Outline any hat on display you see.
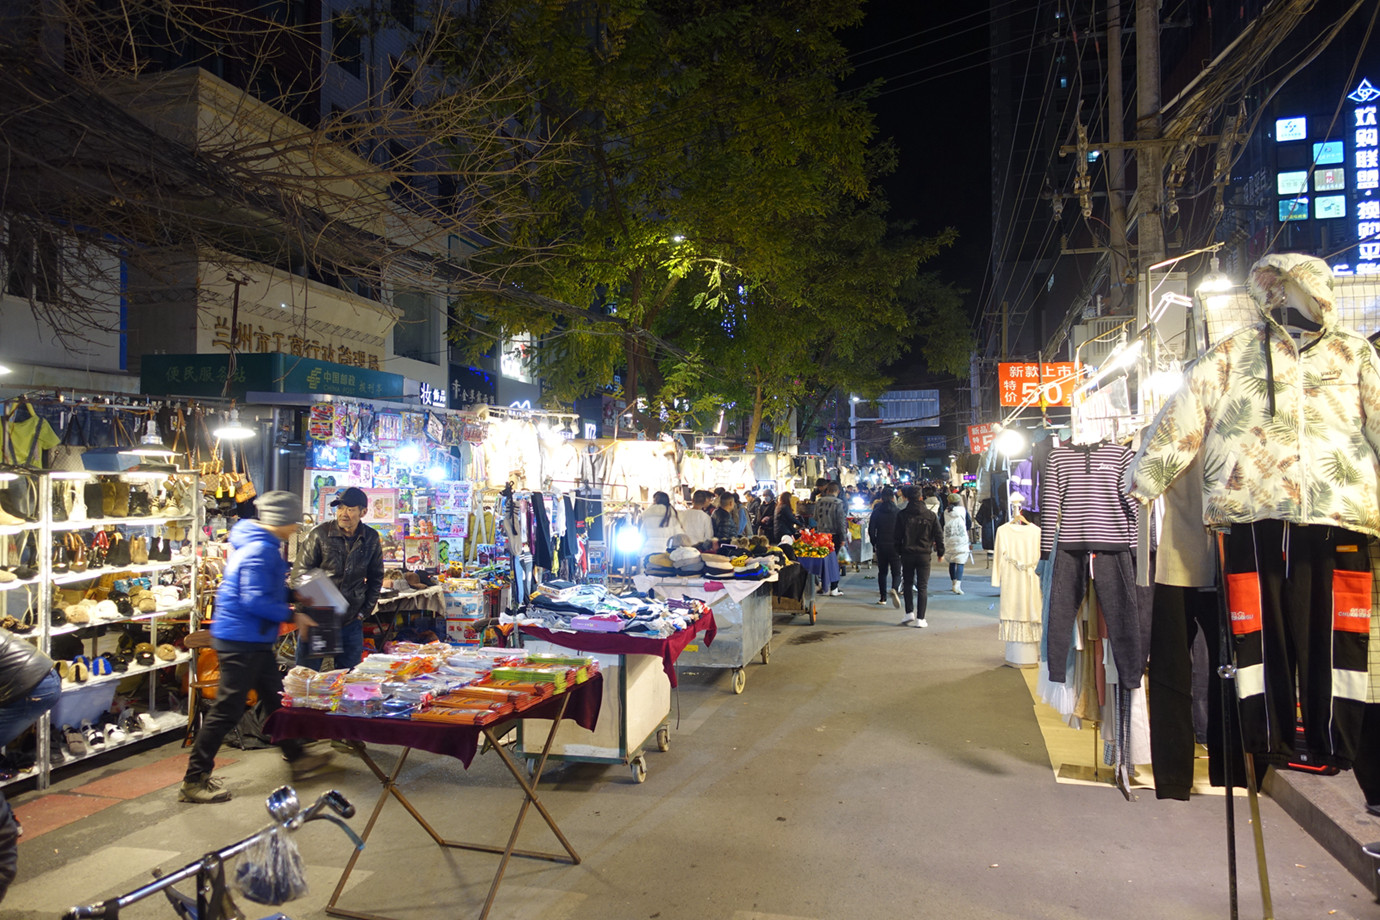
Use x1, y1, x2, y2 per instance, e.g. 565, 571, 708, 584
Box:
330, 487, 369, 509
644, 553, 679, 576
133, 642, 156, 666
669, 546, 703, 573
256, 490, 303, 527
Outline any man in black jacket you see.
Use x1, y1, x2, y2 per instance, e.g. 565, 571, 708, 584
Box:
296, 487, 384, 674
868, 487, 902, 608
893, 484, 943, 627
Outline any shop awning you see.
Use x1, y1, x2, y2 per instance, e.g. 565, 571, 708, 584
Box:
141, 353, 405, 400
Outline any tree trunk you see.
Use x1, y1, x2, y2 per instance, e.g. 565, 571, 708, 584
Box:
747, 381, 765, 452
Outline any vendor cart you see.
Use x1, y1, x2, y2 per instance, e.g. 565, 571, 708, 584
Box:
515, 642, 669, 784
514, 612, 716, 784
644, 578, 774, 694
772, 564, 818, 624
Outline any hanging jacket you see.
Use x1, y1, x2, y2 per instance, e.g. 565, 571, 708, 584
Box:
894, 502, 942, 559
1128, 253, 1380, 537
297, 520, 385, 623
214, 520, 294, 645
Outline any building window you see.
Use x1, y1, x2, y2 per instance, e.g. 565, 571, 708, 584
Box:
332, 15, 362, 78
393, 290, 438, 364
390, 0, 415, 29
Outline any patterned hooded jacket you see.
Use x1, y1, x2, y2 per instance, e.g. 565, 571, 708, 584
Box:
1128, 253, 1380, 537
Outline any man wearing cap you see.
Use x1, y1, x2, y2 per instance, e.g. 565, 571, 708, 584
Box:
296, 486, 384, 675
182, 491, 331, 804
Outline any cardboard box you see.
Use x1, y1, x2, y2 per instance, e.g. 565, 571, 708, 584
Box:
446, 616, 483, 645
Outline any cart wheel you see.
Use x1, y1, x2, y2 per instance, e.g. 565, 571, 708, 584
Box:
656, 727, 670, 752
732, 668, 746, 694
760, 642, 771, 665
808, 604, 818, 625
631, 756, 648, 783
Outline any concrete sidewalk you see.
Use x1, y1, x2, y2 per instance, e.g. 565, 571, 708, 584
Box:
2, 565, 1375, 920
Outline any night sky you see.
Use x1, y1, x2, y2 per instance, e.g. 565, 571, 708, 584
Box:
843, 1, 992, 382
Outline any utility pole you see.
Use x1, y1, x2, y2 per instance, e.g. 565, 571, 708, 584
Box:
1135, 0, 1165, 270
1106, 1, 1131, 313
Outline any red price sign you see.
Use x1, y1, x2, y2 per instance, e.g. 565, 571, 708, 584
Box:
968, 423, 996, 454
997, 362, 1078, 408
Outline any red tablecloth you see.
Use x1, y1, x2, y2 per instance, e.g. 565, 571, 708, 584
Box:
520, 610, 716, 688
265, 674, 603, 769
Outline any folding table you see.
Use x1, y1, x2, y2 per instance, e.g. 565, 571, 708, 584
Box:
265, 674, 603, 920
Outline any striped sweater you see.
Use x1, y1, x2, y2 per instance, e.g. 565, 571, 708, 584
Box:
1039, 442, 1139, 555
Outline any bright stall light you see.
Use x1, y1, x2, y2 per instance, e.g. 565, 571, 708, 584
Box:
1145, 369, 1184, 399
395, 443, 422, 465
212, 408, 255, 440
615, 523, 644, 554
994, 428, 1028, 457
424, 466, 449, 483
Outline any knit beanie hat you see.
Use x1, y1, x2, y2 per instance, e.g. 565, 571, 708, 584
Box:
256, 491, 303, 527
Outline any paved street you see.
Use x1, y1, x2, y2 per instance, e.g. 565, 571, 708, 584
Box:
4, 563, 1373, 920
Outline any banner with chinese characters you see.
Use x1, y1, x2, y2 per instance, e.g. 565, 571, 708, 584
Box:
996, 362, 1078, 408
967, 423, 997, 454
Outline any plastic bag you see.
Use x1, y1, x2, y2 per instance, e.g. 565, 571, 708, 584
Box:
233, 826, 308, 905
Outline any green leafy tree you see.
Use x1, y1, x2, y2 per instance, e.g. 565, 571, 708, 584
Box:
439, 0, 914, 433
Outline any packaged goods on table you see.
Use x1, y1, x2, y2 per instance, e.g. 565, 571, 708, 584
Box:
280, 639, 599, 728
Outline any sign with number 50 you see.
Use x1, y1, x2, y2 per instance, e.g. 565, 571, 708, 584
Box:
997, 362, 1077, 408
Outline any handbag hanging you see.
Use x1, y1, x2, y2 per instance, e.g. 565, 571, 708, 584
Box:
48, 410, 89, 472
230, 439, 257, 504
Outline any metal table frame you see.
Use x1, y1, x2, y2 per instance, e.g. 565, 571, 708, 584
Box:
322, 694, 579, 920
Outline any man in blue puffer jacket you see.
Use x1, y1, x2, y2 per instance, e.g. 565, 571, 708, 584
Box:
181, 491, 331, 804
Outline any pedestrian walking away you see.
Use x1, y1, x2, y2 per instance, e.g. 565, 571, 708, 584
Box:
894, 484, 943, 627
868, 487, 902, 609
942, 497, 973, 594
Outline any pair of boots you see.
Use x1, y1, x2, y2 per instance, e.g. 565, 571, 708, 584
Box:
951, 580, 964, 595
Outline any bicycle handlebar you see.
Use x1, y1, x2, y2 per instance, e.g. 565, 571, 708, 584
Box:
61, 787, 358, 920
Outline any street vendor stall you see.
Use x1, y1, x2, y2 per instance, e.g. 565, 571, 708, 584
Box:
634, 575, 773, 694
772, 563, 818, 624
266, 674, 603, 920
517, 610, 716, 783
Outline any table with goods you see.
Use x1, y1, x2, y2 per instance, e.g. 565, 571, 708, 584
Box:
513, 582, 717, 782
633, 550, 780, 695
266, 641, 604, 920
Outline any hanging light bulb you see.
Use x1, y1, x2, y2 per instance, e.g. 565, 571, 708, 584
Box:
0, 362, 11, 376
396, 443, 422, 465
130, 418, 176, 457
213, 407, 255, 440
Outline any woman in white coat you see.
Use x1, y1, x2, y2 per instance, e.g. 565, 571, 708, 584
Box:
640, 491, 685, 559
941, 499, 973, 594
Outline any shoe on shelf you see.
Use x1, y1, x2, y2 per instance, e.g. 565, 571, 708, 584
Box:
81, 719, 104, 748
136, 712, 158, 734
289, 752, 337, 780
829, 588, 843, 597
889, 589, 901, 609
104, 722, 126, 745
330, 739, 365, 755
62, 726, 87, 756
898, 617, 917, 627
917, 618, 929, 628
179, 774, 232, 804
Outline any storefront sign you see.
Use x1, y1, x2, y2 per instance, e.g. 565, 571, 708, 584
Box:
211, 314, 383, 369
449, 365, 497, 408
499, 334, 535, 383
968, 423, 996, 454
418, 381, 447, 408
142, 353, 405, 400
996, 361, 1078, 408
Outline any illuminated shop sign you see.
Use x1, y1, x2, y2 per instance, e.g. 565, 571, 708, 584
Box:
1331, 79, 1380, 274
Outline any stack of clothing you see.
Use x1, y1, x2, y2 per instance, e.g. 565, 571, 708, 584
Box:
522, 583, 705, 638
